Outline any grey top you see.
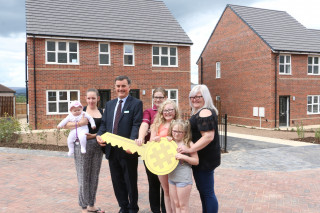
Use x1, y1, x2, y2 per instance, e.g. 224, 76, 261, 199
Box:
25, 0, 192, 45
168, 158, 193, 183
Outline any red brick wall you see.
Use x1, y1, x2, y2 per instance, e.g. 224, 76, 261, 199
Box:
199, 7, 274, 128
27, 38, 191, 129
198, 7, 320, 128
277, 54, 320, 127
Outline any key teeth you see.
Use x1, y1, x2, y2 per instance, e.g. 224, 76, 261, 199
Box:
106, 141, 139, 154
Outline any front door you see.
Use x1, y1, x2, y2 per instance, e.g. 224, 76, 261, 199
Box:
98, 89, 111, 109
129, 89, 140, 99
279, 96, 290, 127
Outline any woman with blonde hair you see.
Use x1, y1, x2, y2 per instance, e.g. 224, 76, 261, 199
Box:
177, 85, 220, 213
150, 99, 180, 213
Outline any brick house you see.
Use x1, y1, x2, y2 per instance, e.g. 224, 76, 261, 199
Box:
197, 4, 320, 128
26, 0, 192, 129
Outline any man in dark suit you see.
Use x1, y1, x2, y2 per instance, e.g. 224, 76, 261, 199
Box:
97, 75, 143, 213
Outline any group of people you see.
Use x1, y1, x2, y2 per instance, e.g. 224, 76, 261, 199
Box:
59, 75, 221, 213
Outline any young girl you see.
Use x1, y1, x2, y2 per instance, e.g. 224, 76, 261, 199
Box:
168, 119, 199, 213
150, 99, 180, 213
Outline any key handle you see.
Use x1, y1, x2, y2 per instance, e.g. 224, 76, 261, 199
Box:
100, 132, 178, 175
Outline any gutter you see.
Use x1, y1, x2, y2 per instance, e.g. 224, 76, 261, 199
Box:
200, 57, 203, 84
33, 36, 37, 129
26, 34, 193, 46
275, 53, 279, 128
25, 42, 29, 122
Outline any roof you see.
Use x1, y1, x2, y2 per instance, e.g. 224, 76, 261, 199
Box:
197, 4, 320, 63
0, 84, 15, 93
25, 0, 192, 45
228, 4, 320, 53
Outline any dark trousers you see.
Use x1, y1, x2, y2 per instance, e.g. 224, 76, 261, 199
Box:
109, 149, 139, 213
193, 168, 218, 213
144, 161, 166, 213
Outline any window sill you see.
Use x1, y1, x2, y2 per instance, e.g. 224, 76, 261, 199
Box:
45, 63, 80, 65
279, 73, 292, 75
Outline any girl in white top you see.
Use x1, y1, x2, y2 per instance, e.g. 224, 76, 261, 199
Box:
168, 119, 198, 213
57, 100, 96, 156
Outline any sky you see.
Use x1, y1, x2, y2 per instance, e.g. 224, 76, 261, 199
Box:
0, 0, 320, 88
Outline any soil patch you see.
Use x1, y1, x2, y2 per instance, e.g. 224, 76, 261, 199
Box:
293, 137, 320, 144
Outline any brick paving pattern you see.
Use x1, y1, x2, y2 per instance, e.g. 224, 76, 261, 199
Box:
1, 132, 320, 212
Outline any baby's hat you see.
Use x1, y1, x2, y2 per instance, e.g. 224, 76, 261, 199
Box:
69, 100, 83, 111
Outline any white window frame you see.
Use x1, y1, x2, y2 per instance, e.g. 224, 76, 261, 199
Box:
216, 62, 221, 78
124, 44, 134, 66
152, 46, 178, 67
216, 96, 221, 101
308, 56, 319, 75
279, 55, 291, 75
166, 89, 178, 104
46, 90, 80, 115
99, 43, 110, 65
307, 95, 320, 114
45, 40, 79, 65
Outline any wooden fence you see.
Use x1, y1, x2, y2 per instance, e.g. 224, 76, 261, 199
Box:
16, 103, 27, 118
0, 96, 14, 117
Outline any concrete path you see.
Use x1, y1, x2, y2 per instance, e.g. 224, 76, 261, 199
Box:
1, 133, 320, 213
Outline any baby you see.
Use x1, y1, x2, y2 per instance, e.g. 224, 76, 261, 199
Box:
57, 101, 96, 156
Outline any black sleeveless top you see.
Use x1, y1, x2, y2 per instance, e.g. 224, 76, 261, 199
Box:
83, 106, 103, 134
189, 108, 221, 171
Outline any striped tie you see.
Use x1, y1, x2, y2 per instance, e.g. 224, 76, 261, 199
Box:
113, 100, 123, 134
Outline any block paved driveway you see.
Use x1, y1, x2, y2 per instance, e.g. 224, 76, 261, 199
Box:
1, 135, 320, 213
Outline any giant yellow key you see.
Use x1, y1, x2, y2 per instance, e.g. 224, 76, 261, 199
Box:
101, 132, 178, 175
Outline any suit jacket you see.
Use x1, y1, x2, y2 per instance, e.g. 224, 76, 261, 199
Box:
97, 95, 143, 159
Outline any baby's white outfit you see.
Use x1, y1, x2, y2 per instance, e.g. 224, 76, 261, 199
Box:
57, 112, 96, 156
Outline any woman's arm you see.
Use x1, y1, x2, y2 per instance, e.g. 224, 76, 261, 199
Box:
135, 122, 149, 146
150, 128, 161, 142
175, 142, 199, 165
86, 133, 97, 140
178, 108, 214, 154
64, 115, 88, 129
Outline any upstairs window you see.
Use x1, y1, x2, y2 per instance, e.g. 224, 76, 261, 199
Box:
99, 43, 110, 65
124, 44, 134, 66
279, 55, 291, 74
153, 46, 177, 67
216, 62, 221, 78
46, 40, 79, 64
308, 56, 319, 75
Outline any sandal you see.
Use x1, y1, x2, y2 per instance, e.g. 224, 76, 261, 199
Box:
88, 207, 105, 213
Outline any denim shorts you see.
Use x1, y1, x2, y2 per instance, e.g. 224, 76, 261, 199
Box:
168, 179, 193, 188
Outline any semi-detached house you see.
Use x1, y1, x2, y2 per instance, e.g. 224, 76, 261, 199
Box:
26, 0, 192, 129
198, 4, 320, 128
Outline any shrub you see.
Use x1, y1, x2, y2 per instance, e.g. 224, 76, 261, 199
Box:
315, 128, 320, 143
296, 122, 305, 139
0, 114, 21, 143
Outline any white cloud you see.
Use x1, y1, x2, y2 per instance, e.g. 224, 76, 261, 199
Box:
0, 33, 26, 87
187, 12, 221, 84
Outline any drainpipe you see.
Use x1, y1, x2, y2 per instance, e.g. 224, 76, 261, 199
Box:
274, 53, 278, 128
25, 42, 29, 122
33, 36, 37, 129
200, 57, 203, 84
